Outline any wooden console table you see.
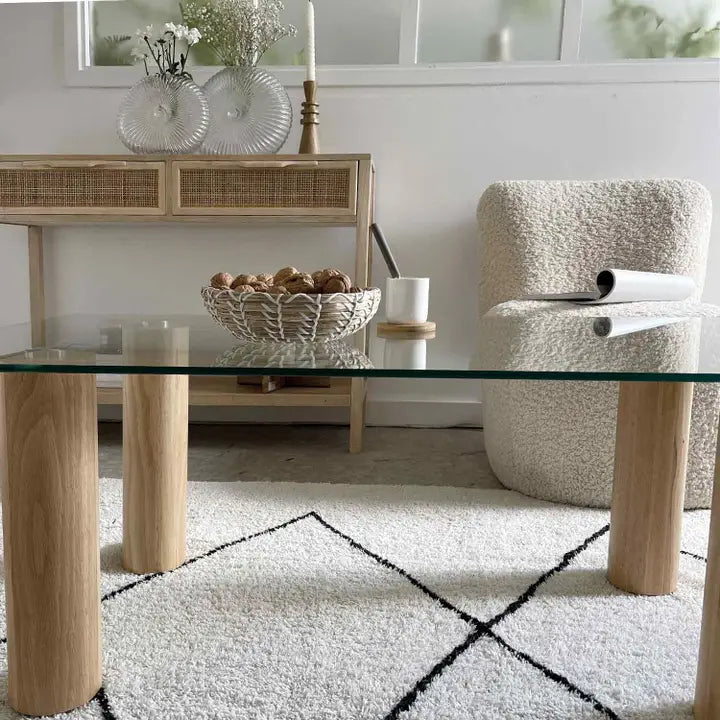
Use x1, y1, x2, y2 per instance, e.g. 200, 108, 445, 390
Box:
0, 154, 375, 452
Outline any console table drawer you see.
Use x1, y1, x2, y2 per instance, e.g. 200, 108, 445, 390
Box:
171, 160, 358, 216
0, 161, 165, 215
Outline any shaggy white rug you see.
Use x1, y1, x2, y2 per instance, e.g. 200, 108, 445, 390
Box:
0, 480, 711, 720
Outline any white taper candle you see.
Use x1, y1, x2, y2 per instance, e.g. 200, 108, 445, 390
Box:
307, 0, 316, 82
252, 0, 259, 63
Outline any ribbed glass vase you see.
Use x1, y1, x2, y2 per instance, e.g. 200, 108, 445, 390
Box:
117, 75, 210, 155
201, 67, 293, 155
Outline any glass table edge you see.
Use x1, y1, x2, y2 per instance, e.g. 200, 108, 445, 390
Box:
0, 365, 715, 382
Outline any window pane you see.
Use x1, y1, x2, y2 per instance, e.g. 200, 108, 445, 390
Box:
418, 0, 564, 63
264, 0, 401, 65
91, 0, 193, 66
580, 0, 720, 60
89, 0, 401, 67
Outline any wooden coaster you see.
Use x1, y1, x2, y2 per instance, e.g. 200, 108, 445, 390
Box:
377, 321, 436, 339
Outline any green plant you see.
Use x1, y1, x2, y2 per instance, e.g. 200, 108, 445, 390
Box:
93, 34, 135, 66
607, 0, 720, 58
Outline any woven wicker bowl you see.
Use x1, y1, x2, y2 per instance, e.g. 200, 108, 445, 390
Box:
201, 286, 381, 343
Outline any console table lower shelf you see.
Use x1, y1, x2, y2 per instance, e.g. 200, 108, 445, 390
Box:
97, 377, 367, 451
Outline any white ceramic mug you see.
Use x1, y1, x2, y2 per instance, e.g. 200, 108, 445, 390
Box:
386, 277, 430, 324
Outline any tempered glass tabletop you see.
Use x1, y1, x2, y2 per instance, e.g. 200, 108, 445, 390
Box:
1, 312, 720, 381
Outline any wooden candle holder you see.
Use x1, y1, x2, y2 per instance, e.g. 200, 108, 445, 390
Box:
299, 80, 319, 154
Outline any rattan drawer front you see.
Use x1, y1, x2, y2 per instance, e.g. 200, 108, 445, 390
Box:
172, 161, 358, 216
0, 162, 166, 215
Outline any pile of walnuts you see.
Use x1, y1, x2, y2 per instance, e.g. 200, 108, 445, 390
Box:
210, 267, 363, 295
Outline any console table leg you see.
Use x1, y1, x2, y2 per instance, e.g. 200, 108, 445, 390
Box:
607, 381, 693, 595
694, 419, 720, 718
349, 378, 366, 454
0, 373, 101, 716
28, 225, 45, 347
123, 374, 188, 574
349, 158, 372, 456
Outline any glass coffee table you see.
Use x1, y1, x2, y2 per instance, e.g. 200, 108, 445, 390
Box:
0, 312, 718, 718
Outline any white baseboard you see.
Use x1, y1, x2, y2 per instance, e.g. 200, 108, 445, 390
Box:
99, 399, 483, 428
366, 399, 482, 428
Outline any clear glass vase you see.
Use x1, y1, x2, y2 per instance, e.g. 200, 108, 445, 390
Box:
117, 75, 210, 155
201, 67, 293, 155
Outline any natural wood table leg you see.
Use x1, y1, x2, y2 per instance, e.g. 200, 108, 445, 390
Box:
28, 226, 46, 348
0, 373, 101, 716
123, 374, 189, 574
349, 377, 367, 454
607, 381, 694, 595
694, 420, 720, 718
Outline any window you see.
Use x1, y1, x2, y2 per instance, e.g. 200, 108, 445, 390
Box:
90, 0, 404, 67
579, 0, 720, 60
417, 0, 565, 63
66, 0, 720, 87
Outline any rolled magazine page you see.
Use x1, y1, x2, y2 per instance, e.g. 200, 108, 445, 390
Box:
524, 269, 695, 305
592, 316, 688, 338
580, 269, 695, 304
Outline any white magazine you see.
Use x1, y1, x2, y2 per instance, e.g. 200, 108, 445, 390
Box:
591, 316, 688, 338
524, 269, 695, 305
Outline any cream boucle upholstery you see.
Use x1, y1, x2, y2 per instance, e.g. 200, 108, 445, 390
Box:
477, 180, 719, 508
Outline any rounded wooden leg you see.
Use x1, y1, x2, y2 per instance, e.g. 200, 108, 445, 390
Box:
607, 381, 693, 595
0, 373, 101, 716
349, 378, 366, 454
694, 426, 720, 718
123, 374, 189, 574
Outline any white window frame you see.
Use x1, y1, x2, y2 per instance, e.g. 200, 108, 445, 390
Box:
64, 0, 720, 88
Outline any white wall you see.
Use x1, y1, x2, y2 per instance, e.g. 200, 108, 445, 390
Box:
1, 4, 719, 426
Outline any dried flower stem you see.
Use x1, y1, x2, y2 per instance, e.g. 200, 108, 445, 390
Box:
181, 0, 296, 67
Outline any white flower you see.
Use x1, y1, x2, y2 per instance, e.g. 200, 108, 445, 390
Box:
164, 22, 192, 40
186, 28, 202, 45
136, 24, 155, 39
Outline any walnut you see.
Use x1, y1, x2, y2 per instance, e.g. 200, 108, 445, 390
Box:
269, 285, 289, 295
232, 284, 256, 293
274, 267, 299, 286
349, 286, 363, 294
317, 268, 344, 285
311, 270, 326, 291
284, 273, 315, 294
250, 282, 270, 293
322, 273, 352, 294
256, 273, 274, 286
231, 274, 257, 289
210, 272, 234, 289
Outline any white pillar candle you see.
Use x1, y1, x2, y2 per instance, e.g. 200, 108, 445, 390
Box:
307, 0, 316, 82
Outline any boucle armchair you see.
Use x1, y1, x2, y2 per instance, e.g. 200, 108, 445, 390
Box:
477, 179, 720, 508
